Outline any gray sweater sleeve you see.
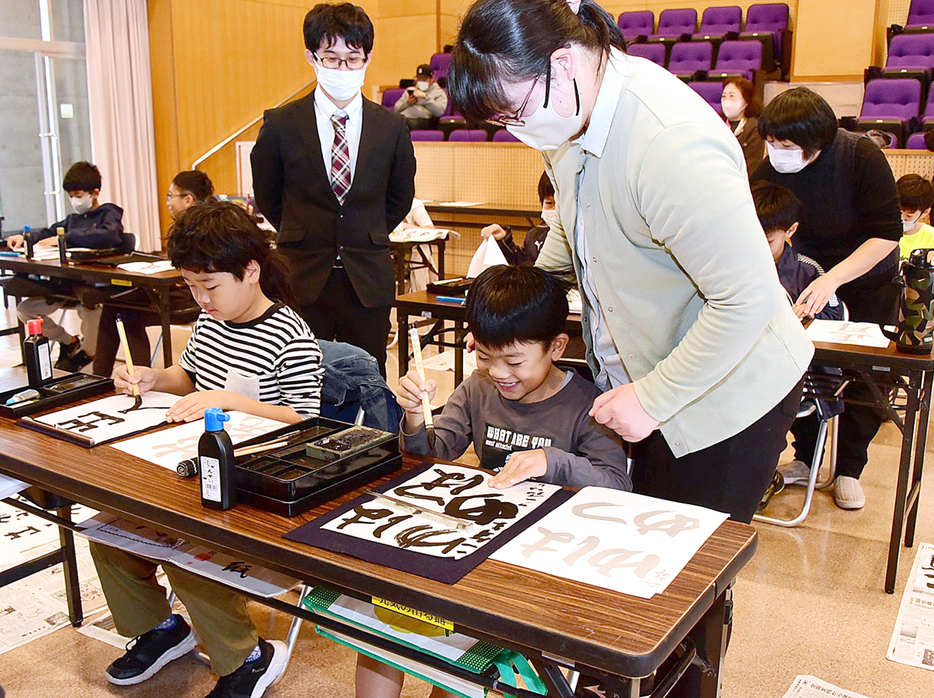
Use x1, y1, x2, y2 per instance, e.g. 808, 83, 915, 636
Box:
399, 380, 473, 460
421, 84, 448, 117
542, 421, 632, 491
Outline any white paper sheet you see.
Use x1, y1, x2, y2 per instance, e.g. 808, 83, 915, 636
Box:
113, 412, 286, 470
466, 237, 509, 278
170, 546, 298, 597
780, 676, 873, 698
30, 391, 179, 445
806, 320, 890, 349
117, 260, 175, 274
491, 487, 728, 599
389, 227, 453, 243
77, 514, 186, 561
0, 472, 28, 499
887, 542, 934, 670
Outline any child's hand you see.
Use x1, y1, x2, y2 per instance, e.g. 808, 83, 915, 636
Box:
35, 237, 57, 248
791, 301, 811, 319
6, 234, 24, 250
165, 390, 231, 423
480, 224, 508, 241
113, 365, 158, 396
397, 370, 436, 422
488, 449, 548, 488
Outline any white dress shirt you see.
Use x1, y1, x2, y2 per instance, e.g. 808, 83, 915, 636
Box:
314, 88, 364, 187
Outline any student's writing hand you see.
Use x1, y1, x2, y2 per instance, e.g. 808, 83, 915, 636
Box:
397, 370, 436, 424
35, 237, 57, 248
480, 224, 508, 241
590, 383, 659, 442
488, 449, 547, 488
6, 235, 23, 250
795, 274, 839, 318
166, 390, 232, 423
113, 365, 158, 396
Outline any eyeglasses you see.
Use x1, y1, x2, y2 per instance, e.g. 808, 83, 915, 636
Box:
166, 193, 189, 202
487, 63, 551, 128
313, 53, 367, 70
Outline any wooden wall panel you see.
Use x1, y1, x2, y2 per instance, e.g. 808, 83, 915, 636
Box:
793, 0, 877, 78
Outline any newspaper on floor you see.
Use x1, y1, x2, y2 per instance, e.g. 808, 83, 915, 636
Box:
781, 675, 873, 698
887, 541, 934, 670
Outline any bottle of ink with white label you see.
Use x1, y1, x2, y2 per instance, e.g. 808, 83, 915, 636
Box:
199, 407, 236, 510
23, 318, 52, 387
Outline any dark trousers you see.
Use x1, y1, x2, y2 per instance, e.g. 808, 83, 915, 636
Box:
93, 307, 153, 377
631, 379, 804, 524
792, 273, 899, 479
300, 268, 391, 378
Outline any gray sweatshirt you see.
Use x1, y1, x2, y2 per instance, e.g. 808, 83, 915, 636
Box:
401, 371, 631, 491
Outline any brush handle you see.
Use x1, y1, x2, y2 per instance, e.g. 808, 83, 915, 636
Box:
115, 317, 140, 397
408, 327, 433, 430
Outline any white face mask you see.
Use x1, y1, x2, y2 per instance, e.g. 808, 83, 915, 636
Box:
70, 195, 93, 214
766, 142, 818, 174
721, 99, 746, 120
415, 80, 430, 92
506, 76, 583, 151
314, 63, 367, 102
541, 208, 558, 228
904, 216, 922, 233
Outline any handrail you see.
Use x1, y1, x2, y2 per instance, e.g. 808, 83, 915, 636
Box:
191, 81, 316, 169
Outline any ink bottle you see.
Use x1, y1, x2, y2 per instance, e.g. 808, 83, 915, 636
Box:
23, 318, 52, 387
199, 407, 237, 510
23, 225, 33, 259
57, 226, 67, 265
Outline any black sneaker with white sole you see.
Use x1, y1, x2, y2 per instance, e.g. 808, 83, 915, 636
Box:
105, 615, 197, 685
205, 638, 288, 698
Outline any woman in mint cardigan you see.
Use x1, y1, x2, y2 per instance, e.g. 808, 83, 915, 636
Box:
448, 0, 813, 524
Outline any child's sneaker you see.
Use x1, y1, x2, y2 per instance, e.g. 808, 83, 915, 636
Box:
55, 338, 91, 372
105, 614, 197, 685
204, 638, 287, 698
778, 459, 811, 486
756, 470, 785, 512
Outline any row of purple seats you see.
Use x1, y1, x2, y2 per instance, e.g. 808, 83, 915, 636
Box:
882, 33, 934, 83
854, 78, 934, 146
410, 129, 520, 142
628, 40, 763, 82
903, 0, 934, 33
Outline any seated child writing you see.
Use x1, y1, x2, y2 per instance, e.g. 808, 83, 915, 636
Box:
89, 200, 323, 698
897, 173, 934, 259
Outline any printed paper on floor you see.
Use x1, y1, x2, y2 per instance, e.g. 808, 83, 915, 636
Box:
887, 541, 934, 671
780, 675, 873, 698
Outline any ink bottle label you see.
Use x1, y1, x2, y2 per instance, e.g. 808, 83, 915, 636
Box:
200, 456, 221, 502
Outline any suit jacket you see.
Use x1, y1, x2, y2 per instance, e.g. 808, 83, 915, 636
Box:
536, 53, 813, 457
251, 91, 416, 308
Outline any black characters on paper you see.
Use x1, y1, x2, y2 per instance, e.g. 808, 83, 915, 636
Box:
56, 410, 125, 433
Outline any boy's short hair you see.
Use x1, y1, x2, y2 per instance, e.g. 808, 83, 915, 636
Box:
750, 180, 801, 234
172, 170, 214, 202
303, 3, 374, 56
537, 171, 555, 203
897, 173, 934, 212
62, 162, 102, 193
466, 265, 571, 349
758, 87, 838, 159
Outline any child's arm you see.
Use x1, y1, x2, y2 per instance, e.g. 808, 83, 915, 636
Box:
114, 364, 193, 397
398, 370, 472, 460
165, 391, 304, 424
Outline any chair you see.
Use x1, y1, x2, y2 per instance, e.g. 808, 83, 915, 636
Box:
695, 6, 742, 40
381, 88, 405, 111
626, 42, 667, 67
855, 78, 923, 146
907, 131, 929, 148
492, 129, 520, 142
883, 33, 934, 83
709, 40, 763, 81
410, 130, 444, 141
617, 10, 654, 44
740, 3, 789, 71
430, 53, 452, 82
922, 87, 934, 128
905, 0, 934, 31
667, 41, 714, 79
648, 8, 697, 41
318, 339, 403, 432
448, 129, 488, 142
688, 80, 725, 115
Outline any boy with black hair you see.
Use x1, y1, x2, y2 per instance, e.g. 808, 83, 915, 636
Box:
167, 170, 215, 220
481, 172, 556, 266
897, 173, 934, 258
6, 161, 123, 370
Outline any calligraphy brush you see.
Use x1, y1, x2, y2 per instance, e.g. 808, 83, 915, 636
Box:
115, 315, 142, 411
408, 327, 436, 449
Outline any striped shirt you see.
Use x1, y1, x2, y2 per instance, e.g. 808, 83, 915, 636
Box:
179, 303, 323, 417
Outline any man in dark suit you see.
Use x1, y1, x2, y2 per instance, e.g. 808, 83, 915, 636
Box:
251, 2, 416, 376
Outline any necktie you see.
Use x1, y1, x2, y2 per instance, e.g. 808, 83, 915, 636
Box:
330, 113, 350, 205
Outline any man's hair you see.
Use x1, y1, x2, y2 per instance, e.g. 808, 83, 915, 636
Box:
172, 170, 214, 202
168, 200, 295, 307
897, 173, 934, 212
62, 162, 102, 193
537, 171, 555, 203
758, 87, 838, 159
303, 3, 374, 56
750, 180, 801, 234
466, 265, 571, 349
722, 77, 762, 118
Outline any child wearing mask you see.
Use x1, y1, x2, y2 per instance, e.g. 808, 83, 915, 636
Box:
480, 172, 557, 266
897, 173, 934, 259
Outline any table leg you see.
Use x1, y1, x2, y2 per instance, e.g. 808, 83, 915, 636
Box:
532, 659, 576, 698
886, 372, 921, 594
158, 288, 173, 368
689, 586, 731, 698
454, 320, 464, 387
438, 240, 445, 279
57, 505, 83, 627
906, 368, 933, 548
399, 311, 410, 381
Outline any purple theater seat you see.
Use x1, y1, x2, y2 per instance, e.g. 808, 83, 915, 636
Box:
430, 53, 452, 81
492, 129, 520, 142
627, 42, 667, 66
617, 11, 654, 43
410, 130, 444, 141
906, 0, 934, 30
884, 33, 934, 76
711, 40, 763, 81
668, 41, 714, 78
649, 8, 697, 41
696, 6, 742, 39
688, 81, 724, 115
741, 3, 789, 57
449, 129, 488, 142
858, 78, 922, 124
382, 88, 405, 110
922, 88, 934, 126
906, 131, 928, 149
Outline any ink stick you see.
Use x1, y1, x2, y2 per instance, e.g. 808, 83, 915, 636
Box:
199, 408, 237, 510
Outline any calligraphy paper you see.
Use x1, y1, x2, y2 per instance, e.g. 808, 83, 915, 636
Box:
76, 514, 185, 561
113, 412, 286, 470
466, 237, 508, 278
286, 462, 573, 584
806, 320, 890, 349
491, 488, 728, 599
28, 391, 178, 445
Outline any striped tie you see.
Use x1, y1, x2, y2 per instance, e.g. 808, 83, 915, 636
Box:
330, 113, 351, 205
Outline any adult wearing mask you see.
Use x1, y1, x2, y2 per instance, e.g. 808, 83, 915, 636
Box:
448, 0, 812, 526
394, 64, 448, 130
752, 87, 902, 510
721, 77, 765, 174
251, 2, 416, 376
